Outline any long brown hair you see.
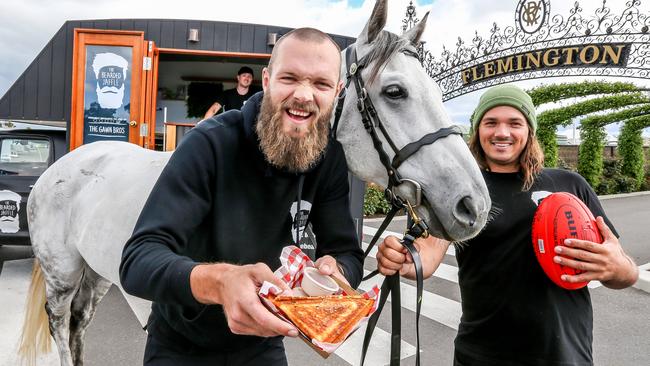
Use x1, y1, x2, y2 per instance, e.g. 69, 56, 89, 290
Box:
469, 128, 544, 191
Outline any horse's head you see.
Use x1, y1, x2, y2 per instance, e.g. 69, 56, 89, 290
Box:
333, 0, 491, 241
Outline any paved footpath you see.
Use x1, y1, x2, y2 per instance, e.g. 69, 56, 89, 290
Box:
1, 194, 649, 366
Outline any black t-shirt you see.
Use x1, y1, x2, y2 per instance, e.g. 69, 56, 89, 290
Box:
216, 88, 256, 112
454, 169, 617, 366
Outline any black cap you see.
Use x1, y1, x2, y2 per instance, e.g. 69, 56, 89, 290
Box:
238, 66, 254, 76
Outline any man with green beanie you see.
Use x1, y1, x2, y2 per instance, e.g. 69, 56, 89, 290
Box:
469, 83, 539, 190
375, 84, 638, 365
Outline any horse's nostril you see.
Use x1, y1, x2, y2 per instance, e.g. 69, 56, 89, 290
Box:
454, 196, 477, 226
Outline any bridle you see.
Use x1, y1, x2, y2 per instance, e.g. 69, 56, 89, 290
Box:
332, 44, 463, 238
331, 44, 462, 366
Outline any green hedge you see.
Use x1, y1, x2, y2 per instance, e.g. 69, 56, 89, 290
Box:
528, 81, 639, 106
527, 82, 648, 168
577, 104, 650, 187
363, 185, 391, 216
577, 126, 606, 188
597, 159, 639, 195
618, 115, 650, 190
537, 92, 649, 167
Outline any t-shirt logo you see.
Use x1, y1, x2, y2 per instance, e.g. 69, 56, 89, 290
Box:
531, 190, 552, 206
290, 200, 312, 244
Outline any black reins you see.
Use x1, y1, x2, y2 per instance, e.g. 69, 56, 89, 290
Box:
331, 45, 462, 366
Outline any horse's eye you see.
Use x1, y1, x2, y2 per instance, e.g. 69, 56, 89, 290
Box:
383, 85, 406, 99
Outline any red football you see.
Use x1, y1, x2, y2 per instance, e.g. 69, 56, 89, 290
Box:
531, 192, 603, 290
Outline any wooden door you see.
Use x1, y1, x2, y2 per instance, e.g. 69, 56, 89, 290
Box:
70, 29, 146, 150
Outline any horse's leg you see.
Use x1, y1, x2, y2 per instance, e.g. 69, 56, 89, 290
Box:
69, 266, 112, 366
42, 269, 83, 366
18, 258, 82, 366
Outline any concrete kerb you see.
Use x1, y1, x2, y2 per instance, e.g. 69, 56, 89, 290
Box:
363, 191, 650, 294
597, 190, 650, 200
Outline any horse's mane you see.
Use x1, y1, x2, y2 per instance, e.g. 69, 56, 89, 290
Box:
364, 30, 413, 85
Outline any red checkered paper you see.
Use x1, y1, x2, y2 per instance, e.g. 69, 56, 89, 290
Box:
258, 245, 380, 354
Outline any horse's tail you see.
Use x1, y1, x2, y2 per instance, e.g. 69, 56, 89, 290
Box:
17, 259, 51, 365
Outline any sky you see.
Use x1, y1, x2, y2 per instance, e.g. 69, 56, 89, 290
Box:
0, 0, 648, 138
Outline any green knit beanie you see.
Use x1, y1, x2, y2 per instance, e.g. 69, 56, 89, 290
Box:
470, 84, 537, 135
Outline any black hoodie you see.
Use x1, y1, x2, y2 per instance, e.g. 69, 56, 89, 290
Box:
120, 92, 363, 351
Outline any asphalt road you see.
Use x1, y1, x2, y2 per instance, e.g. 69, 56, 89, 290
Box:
1, 193, 648, 366
598, 193, 650, 265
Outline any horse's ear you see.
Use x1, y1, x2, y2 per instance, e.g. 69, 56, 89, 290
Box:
403, 11, 429, 45
358, 0, 388, 45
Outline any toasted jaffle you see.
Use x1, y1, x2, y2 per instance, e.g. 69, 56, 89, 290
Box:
270, 295, 374, 343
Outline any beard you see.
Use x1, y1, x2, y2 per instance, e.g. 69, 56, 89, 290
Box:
96, 84, 125, 109
256, 91, 333, 173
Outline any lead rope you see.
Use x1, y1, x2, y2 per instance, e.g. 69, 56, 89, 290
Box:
360, 198, 428, 366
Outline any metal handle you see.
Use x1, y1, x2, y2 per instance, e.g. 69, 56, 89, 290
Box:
129, 120, 137, 127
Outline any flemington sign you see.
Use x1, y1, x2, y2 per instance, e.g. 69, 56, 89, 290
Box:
409, 0, 650, 101
460, 43, 631, 85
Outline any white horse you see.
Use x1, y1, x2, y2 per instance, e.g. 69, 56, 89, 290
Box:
19, 1, 491, 365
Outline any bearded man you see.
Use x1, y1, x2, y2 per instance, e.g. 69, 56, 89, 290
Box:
120, 28, 363, 366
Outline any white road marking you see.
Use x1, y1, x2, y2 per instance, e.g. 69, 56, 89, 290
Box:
432, 263, 459, 283
334, 322, 416, 366
362, 216, 408, 223
362, 239, 459, 284
362, 225, 455, 256
588, 281, 603, 289
359, 270, 461, 330
633, 262, 650, 293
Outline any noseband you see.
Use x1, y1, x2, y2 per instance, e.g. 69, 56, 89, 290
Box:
331, 44, 462, 366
